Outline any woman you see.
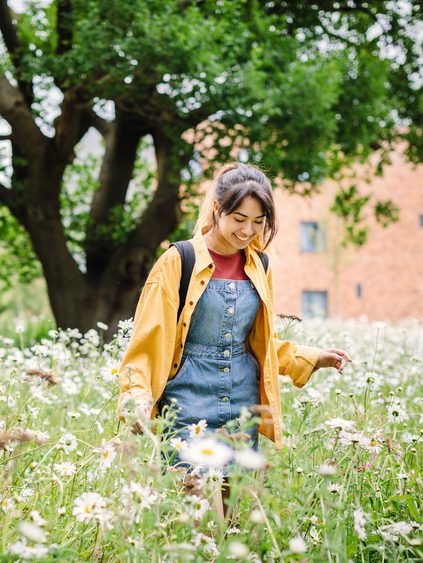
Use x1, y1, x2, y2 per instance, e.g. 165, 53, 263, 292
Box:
118, 163, 351, 512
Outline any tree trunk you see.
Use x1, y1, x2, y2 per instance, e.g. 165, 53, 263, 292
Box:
14, 129, 184, 339
0, 71, 185, 340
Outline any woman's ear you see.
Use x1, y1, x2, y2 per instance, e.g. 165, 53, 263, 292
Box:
213, 200, 221, 216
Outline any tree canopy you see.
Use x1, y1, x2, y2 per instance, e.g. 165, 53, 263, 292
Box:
0, 0, 422, 335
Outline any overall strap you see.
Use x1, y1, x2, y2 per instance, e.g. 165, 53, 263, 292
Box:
170, 241, 196, 321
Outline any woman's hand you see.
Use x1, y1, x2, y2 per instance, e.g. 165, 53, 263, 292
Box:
315, 348, 352, 373
131, 400, 153, 434
119, 394, 153, 434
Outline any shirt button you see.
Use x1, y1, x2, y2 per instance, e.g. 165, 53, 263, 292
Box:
223, 367, 230, 373
223, 349, 230, 357
225, 332, 231, 340
221, 396, 229, 403
201, 280, 205, 285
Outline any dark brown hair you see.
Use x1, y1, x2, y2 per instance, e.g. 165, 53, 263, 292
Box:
198, 163, 277, 249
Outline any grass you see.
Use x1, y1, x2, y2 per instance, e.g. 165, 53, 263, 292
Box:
0, 318, 422, 561
0, 278, 54, 345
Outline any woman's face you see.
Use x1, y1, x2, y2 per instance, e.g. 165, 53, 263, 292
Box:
213, 196, 266, 255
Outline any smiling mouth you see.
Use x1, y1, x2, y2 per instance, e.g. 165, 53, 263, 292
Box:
234, 233, 251, 242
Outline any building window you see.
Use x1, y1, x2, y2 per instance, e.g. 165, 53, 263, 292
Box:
302, 291, 328, 318
300, 221, 326, 252
356, 283, 362, 298
420, 214, 423, 227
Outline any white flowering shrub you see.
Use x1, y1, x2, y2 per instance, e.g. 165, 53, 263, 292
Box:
0, 318, 422, 561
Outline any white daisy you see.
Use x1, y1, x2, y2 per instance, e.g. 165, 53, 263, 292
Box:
9, 539, 49, 560
97, 442, 117, 471
170, 437, 188, 451
180, 437, 233, 468
387, 403, 407, 423
249, 508, 266, 524
228, 541, 249, 559
185, 495, 210, 520
1, 498, 15, 513
327, 483, 343, 494
289, 536, 307, 553
121, 481, 159, 523
325, 418, 356, 431
20, 522, 47, 543
56, 432, 78, 453
72, 492, 108, 524
366, 436, 383, 454
188, 419, 208, 439
379, 521, 414, 542
317, 464, 337, 476
205, 468, 224, 488
234, 448, 266, 470
53, 462, 77, 477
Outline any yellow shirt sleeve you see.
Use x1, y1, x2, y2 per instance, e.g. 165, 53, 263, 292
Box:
117, 248, 180, 417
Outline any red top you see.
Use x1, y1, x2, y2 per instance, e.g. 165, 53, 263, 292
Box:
209, 249, 249, 280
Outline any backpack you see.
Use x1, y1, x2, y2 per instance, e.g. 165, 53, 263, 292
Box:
171, 240, 269, 321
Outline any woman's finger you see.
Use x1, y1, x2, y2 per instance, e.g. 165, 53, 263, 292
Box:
328, 348, 352, 362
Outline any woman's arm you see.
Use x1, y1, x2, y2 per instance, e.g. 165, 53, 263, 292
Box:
117, 248, 181, 427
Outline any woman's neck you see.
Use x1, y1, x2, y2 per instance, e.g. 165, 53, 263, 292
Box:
204, 230, 240, 256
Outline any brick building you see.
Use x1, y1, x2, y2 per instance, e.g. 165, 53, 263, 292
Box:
269, 150, 423, 322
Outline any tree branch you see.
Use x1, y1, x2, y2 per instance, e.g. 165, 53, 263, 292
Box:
56, 0, 73, 56
53, 85, 94, 161
95, 127, 186, 293
0, 73, 45, 158
90, 111, 113, 138
0, 0, 33, 106
120, 128, 185, 255
85, 111, 144, 277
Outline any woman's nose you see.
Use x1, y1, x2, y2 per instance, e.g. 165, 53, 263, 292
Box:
242, 223, 255, 235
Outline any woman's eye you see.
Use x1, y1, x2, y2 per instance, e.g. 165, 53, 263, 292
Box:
234, 219, 244, 223
255, 221, 264, 225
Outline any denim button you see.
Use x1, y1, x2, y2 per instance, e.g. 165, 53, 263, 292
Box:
227, 307, 234, 314
221, 396, 229, 403
225, 332, 231, 340
228, 282, 235, 291
222, 367, 230, 373
223, 350, 230, 357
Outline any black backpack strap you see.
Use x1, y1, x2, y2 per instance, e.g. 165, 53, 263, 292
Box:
170, 241, 196, 321
258, 251, 269, 273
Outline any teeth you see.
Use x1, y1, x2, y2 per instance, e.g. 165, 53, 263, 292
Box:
235, 234, 249, 241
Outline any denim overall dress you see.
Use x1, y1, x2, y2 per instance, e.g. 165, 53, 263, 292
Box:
160, 277, 261, 451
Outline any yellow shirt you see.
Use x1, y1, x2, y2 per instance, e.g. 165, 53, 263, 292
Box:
118, 230, 320, 448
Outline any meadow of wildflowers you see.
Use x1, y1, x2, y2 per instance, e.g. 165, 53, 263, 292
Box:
0, 317, 422, 561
